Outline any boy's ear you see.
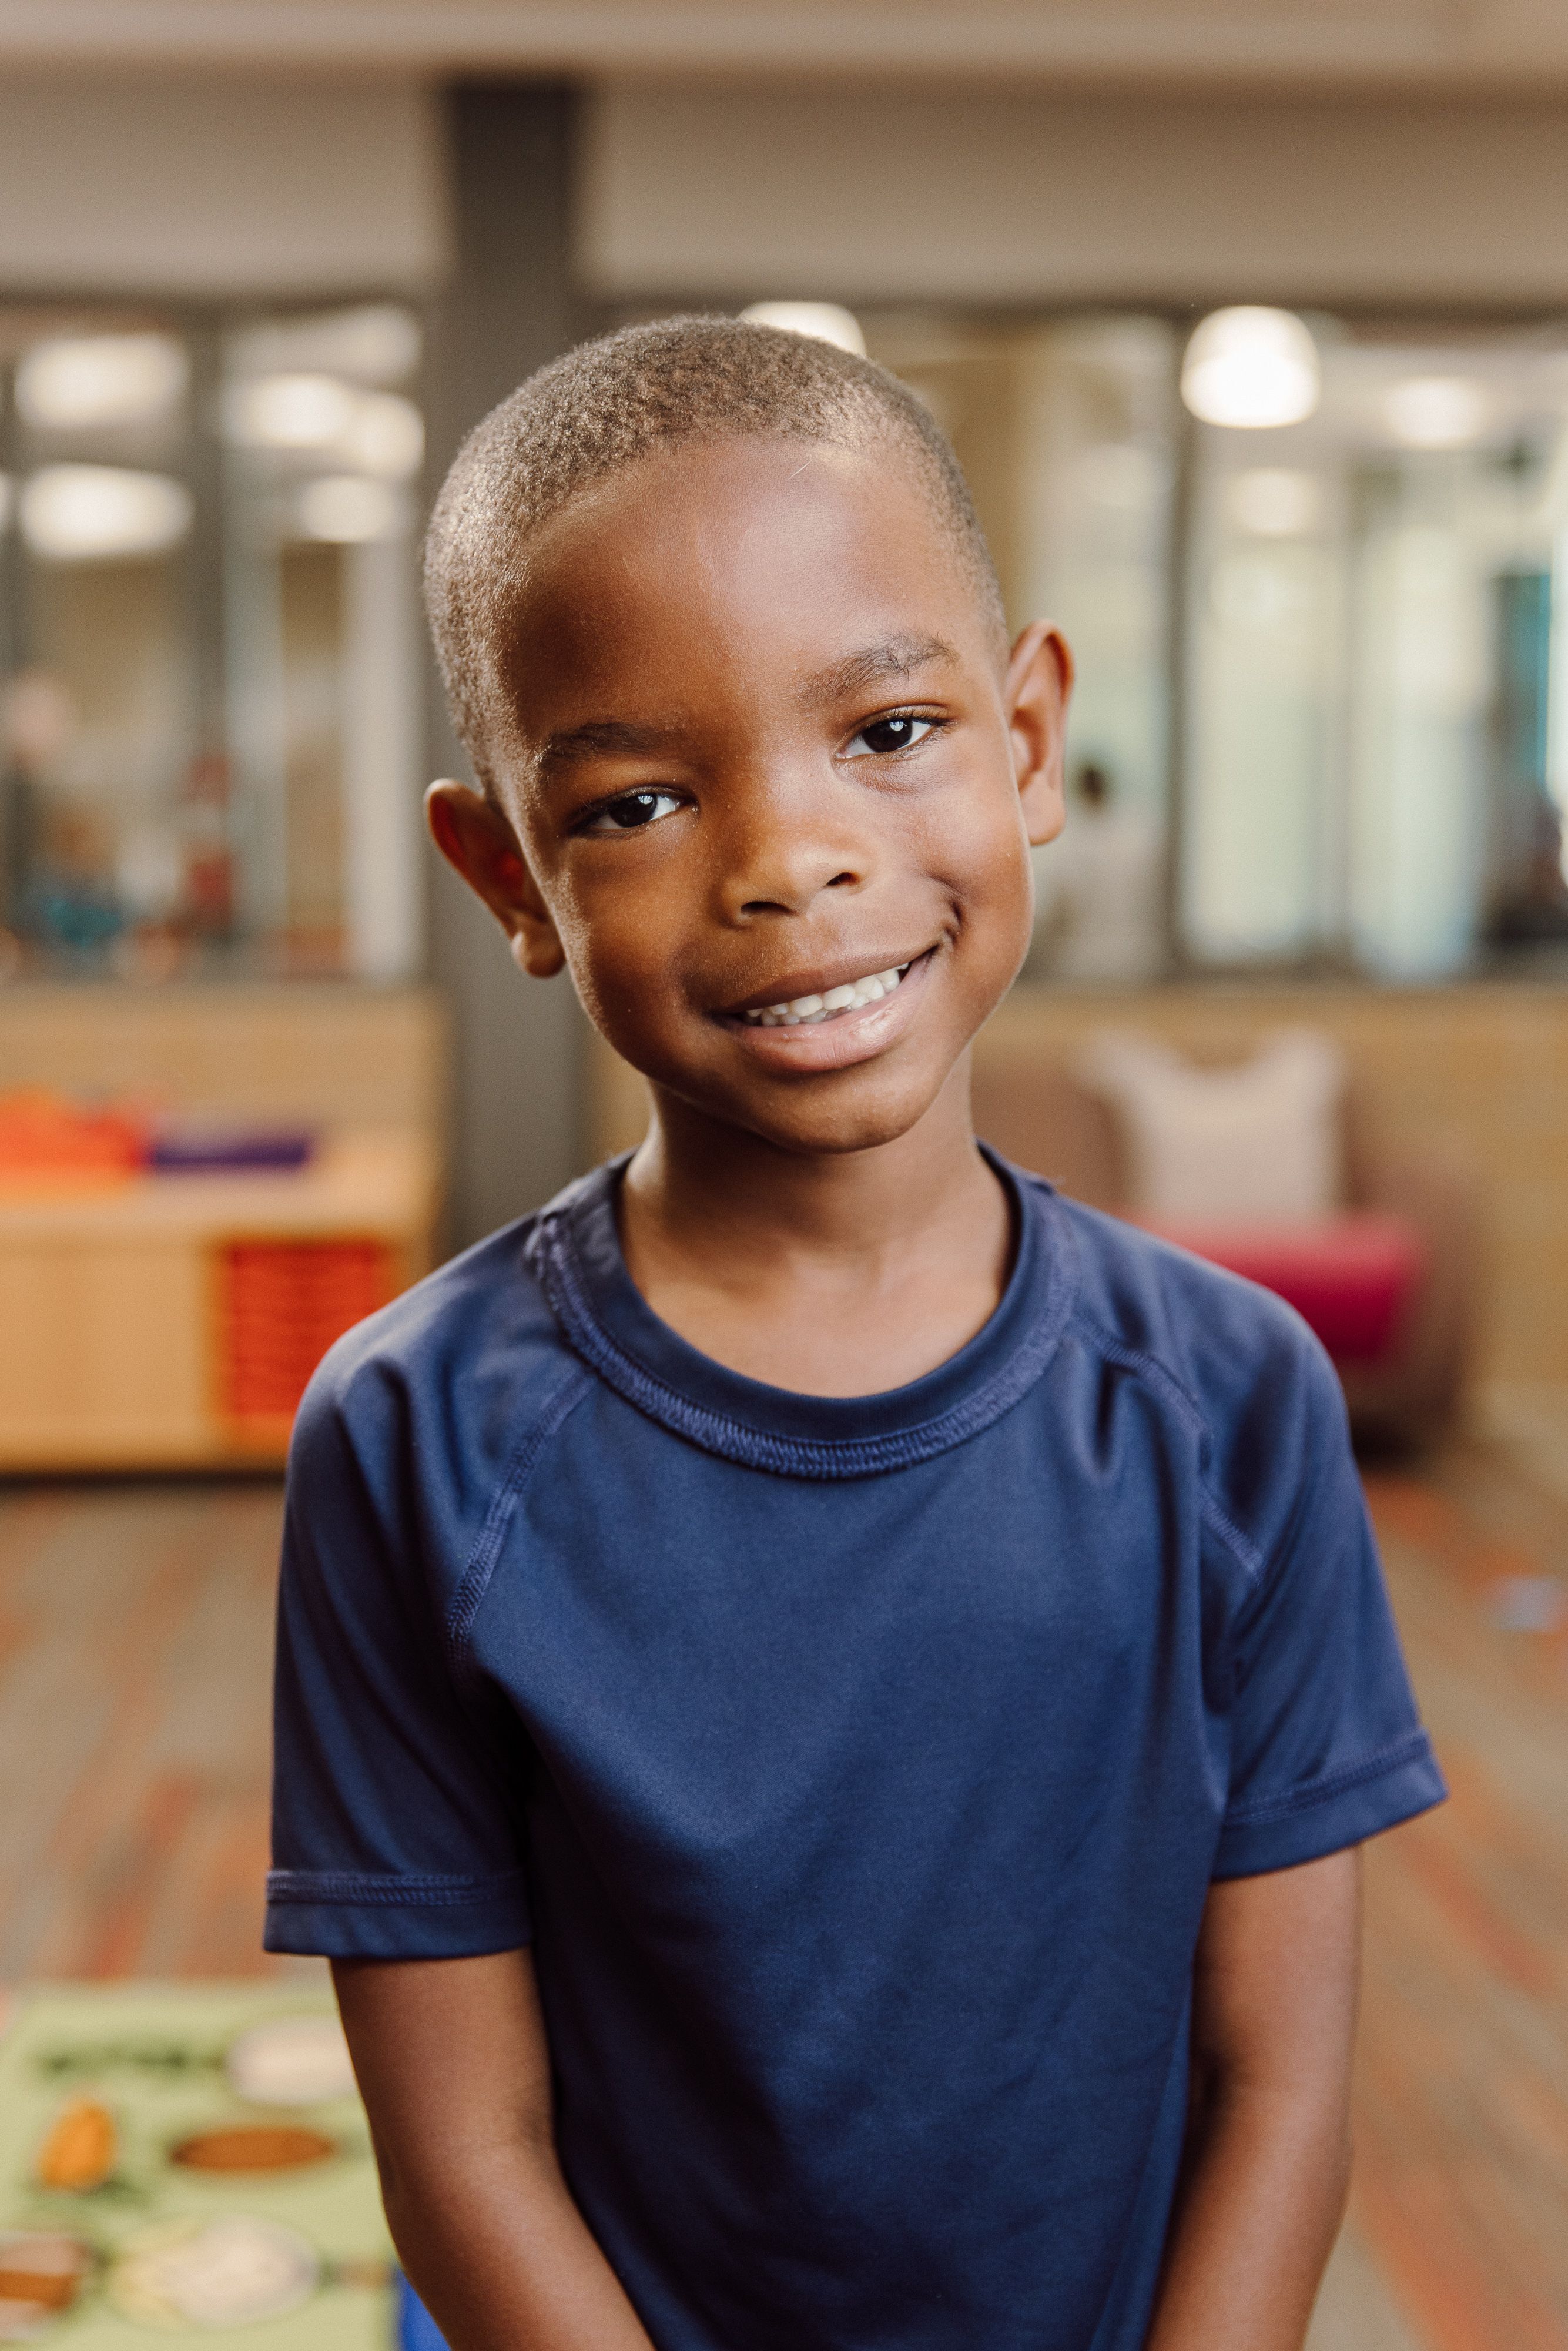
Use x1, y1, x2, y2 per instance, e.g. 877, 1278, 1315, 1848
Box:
425, 781, 567, 979
1003, 622, 1074, 849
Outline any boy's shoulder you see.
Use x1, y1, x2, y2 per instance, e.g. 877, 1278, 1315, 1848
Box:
1042, 1184, 1353, 1574
1047, 1184, 1327, 1406
289, 1194, 584, 1511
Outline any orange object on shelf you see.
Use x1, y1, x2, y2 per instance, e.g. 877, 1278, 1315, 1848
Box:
0, 1090, 147, 1186
219, 1238, 396, 1427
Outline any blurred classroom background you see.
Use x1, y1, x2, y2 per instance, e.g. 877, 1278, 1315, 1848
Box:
1, 6, 1567, 2347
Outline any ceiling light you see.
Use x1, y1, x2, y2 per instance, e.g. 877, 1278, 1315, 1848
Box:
225, 373, 358, 451
1384, 376, 1489, 450
19, 465, 192, 562
337, 391, 424, 480
1181, 308, 1320, 430
16, 333, 188, 433
740, 302, 866, 357
1228, 468, 1324, 537
296, 475, 403, 544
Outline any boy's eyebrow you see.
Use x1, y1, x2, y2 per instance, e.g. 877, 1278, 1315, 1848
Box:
808, 633, 959, 704
535, 718, 685, 779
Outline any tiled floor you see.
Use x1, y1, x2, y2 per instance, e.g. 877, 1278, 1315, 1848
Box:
1, 1444, 1564, 2349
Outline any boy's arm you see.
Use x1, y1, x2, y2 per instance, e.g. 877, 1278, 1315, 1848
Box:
1144, 1847, 1361, 2351
334, 1949, 657, 2351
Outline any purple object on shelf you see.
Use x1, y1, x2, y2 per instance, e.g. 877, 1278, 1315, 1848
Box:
149, 1124, 316, 1173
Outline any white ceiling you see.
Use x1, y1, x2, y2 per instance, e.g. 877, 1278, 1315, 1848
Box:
4, 0, 1568, 91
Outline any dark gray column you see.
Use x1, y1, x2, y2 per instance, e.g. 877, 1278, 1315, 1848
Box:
425, 81, 590, 1249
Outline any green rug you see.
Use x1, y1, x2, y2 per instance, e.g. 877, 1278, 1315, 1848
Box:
0, 1983, 394, 2346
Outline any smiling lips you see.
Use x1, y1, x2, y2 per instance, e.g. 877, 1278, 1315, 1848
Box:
738, 963, 912, 1027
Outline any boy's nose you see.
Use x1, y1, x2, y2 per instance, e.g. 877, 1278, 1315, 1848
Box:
716, 798, 869, 923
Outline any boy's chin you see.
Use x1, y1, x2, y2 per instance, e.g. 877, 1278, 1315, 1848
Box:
664, 1065, 959, 1161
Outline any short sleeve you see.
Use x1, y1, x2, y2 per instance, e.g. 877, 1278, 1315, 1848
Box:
1211, 1342, 1446, 1880
266, 1368, 533, 1959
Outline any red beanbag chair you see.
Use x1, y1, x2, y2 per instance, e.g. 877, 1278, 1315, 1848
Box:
1138, 1214, 1426, 1365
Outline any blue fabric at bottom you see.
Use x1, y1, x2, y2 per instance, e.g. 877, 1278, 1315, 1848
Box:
396, 2273, 451, 2351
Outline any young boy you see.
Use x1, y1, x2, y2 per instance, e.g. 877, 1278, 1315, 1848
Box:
267, 319, 1443, 2351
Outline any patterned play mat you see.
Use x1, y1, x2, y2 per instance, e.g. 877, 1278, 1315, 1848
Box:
0, 1982, 441, 2347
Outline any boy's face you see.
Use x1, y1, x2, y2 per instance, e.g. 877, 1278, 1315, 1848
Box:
431, 434, 1070, 1158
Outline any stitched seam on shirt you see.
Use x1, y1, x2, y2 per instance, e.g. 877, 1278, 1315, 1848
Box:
445, 1364, 595, 1666
560, 1321, 1038, 1473
1223, 1730, 1434, 1827
1070, 1311, 1265, 1582
535, 1178, 1079, 1481
266, 1867, 527, 1907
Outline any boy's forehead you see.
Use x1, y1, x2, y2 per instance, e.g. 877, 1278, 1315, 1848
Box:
495, 436, 993, 734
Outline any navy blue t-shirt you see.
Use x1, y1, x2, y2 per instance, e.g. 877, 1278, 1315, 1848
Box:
267, 1153, 1443, 2351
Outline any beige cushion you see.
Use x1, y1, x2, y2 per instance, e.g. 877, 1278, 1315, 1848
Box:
1077, 1028, 1344, 1224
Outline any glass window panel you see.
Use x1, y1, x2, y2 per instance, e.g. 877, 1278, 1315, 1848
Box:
25, 546, 198, 948
0, 313, 202, 963
0, 300, 425, 982
1185, 459, 1345, 962
222, 302, 424, 980
1184, 321, 1568, 979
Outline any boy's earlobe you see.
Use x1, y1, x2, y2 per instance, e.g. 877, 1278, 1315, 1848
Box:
424, 781, 567, 979
1004, 623, 1074, 850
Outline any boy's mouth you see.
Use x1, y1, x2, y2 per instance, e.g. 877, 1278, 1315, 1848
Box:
737, 962, 912, 1028
715, 947, 936, 1074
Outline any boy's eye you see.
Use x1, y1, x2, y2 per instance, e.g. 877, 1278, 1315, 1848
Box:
844, 714, 936, 759
581, 789, 684, 834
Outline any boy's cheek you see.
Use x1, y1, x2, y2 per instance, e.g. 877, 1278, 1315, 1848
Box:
549, 900, 692, 1052
534, 867, 645, 980
913, 792, 1036, 942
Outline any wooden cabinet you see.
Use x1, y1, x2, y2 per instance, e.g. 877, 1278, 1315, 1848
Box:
0, 1134, 438, 1469
0, 986, 446, 1471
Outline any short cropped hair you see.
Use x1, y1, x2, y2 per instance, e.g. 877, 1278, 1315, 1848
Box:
424, 315, 1006, 793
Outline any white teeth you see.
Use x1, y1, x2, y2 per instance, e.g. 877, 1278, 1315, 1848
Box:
741, 963, 911, 1026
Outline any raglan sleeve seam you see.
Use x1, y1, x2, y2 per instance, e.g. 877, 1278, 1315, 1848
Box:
445, 1361, 597, 1670
1073, 1309, 1269, 1584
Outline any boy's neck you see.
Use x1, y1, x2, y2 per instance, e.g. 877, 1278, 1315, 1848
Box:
616, 1061, 1014, 1397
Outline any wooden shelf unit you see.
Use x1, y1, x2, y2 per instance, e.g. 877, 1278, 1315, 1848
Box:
0, 1133, 440, 1470
0, 985, 446, 1472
